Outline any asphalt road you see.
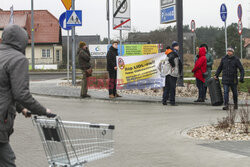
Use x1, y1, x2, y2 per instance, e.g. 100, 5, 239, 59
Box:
11, 96, 250, 167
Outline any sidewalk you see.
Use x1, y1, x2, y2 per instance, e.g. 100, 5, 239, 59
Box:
30, 79, 249, 105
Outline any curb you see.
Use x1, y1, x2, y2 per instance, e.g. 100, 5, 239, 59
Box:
31, 92, 213, 106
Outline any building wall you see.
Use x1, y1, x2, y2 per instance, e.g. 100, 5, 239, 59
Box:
25, 45, 62, 65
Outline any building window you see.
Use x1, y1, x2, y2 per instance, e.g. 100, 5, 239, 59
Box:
56, 50, 60, 62
42, 49, 51, 58
42, 49, 46, 58
47, 49, 50, 58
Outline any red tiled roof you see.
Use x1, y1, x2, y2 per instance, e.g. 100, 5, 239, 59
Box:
244, 38, 250, 48
0, 10, 61, 44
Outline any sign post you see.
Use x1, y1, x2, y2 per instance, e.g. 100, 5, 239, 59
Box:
160, 0, 183, 86
113, 0, 131, 56
59, 12, 72, 82
238, 20, 243, 59
65, 6, 82, 85
191, 20, 196, 55
238, 4, 243, 59
220, 3, 227, 55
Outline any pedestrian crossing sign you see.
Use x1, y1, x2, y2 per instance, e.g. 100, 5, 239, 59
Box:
66, 10, 82, 26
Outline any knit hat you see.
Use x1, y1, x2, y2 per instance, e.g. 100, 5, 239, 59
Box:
227, 47, 235, 53
172, 41, 179, 48
79, 41, 87, 48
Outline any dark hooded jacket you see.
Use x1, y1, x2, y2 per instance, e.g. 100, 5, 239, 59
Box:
0, 25, 47, 143
215, 55, 244, 85
77, 47, 91, 71
106, 46, 118, 72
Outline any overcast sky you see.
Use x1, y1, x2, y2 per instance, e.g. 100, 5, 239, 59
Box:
2, 0, 250, 40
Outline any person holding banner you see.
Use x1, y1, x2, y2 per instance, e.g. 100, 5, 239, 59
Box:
107, 41, 122, 99
162, 42, 182, 106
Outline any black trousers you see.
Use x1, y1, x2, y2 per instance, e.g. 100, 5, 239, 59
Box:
162, 75, 177, 104
196, 78, 205, 100
108, 71, 117, 95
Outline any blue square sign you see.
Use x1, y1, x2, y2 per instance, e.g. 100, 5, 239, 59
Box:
161, 6, 176, 24
66, 10, 82, 26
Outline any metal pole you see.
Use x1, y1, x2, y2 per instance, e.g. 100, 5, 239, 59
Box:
240, 34, 243, 59
225, 21, 227, 55
120, 30, 122, 56
107, 0, 111, 44
193, 32, 195, 55
72, 0, 76, 85
31, 0, 35, 70
67, 30, 70, 83
176, 0, 184, 86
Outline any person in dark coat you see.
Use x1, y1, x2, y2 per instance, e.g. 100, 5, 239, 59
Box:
192, 47, 207, 102
78, 41, 92, 98
106, 41, 122, 98
214, 48, 245, 110
0, 24, 55, 166
162, 41, 182, 106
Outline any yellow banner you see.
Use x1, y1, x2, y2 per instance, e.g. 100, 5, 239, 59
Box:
121, 58, 157, 84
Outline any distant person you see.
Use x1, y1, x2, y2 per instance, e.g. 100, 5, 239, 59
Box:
107, 41, 122, 99
195, 44, 214, 100
192, 47, 207, 102
214, 48, 244, 110
0, 24, 55, 166
78, 41, 92, 98
162, 41, 182, 106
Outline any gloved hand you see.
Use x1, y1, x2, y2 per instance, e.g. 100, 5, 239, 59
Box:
46, 113, 57, 118
46, 109, 57, 118
240, 78, 244, 83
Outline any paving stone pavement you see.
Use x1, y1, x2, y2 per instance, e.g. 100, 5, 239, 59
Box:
10, 96, 250, 167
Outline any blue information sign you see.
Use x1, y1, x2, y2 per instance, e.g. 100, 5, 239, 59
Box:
59, 12, 72, 31
220, 3, 227, 22
161, 5, 176, 24
238, 4, 242, 20
66, 10, 82, 27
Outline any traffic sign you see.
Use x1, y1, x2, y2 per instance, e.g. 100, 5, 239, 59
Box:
238, 20, 243, 35
113, 0, 130, 18
237, 4, 242, 20
161, 5, 176, 24
220, 3, 227, 22
161, 0, 176, 8
59, 12, 72, 30
61, 0, 72, 10
113, 0, 131, 30
66, 10, 82, 26
113, 18, 131, 30
191, 20, 195, 32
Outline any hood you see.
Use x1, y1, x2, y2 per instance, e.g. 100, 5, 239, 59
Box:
1, 24, 29, 54
198, 47, 206, 58
165, 49, 172, 55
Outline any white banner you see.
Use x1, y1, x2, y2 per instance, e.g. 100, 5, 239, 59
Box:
89, 45, 108, 57
117, 53, 166, 89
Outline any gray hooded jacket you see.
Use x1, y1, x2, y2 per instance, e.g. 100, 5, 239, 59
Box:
0, 25, 47, 143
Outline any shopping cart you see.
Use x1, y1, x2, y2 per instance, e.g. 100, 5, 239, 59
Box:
32, 116, 115, 167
